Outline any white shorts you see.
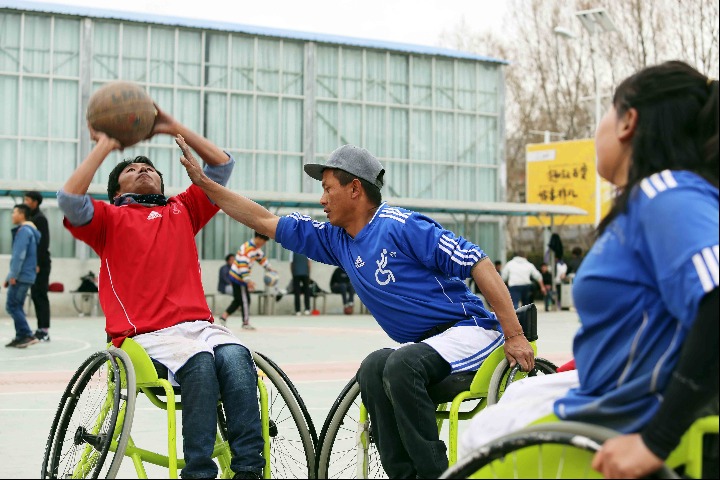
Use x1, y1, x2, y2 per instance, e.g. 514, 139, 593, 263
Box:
459, 369, 580, 456
396, 325, 504, 373
133, 321, 246, 383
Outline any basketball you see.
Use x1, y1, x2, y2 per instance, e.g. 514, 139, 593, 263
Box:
343, 305, 354, 315
263, 271, 279, 287
86, 81, 157, 148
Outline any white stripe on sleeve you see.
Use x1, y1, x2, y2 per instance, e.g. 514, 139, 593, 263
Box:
701, 246, 719, 287
692, 252, 716, 292
640, 179, 657, 199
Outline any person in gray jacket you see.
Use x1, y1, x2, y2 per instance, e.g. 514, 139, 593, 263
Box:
4, 204, 41, 348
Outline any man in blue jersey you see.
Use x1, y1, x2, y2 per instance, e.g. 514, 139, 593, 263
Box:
177, 139, 533, 478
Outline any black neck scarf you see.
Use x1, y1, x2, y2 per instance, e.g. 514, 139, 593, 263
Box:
113, 193, 168, 207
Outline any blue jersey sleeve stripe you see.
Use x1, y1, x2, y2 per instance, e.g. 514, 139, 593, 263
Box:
439, 237, 482, 256
649, 172, 669, 193
383, 207, 411, 218
660, 170, 678, 188
640, 178, 657, 198
703, 246, 719, 286
378, 213, 407, 223
693, 247, 719, 292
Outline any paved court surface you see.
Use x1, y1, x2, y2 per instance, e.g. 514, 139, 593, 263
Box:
0, 306, 578, 478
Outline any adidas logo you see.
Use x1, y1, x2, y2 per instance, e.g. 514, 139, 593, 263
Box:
355, 256, 365, 268
147, 211, 162, 220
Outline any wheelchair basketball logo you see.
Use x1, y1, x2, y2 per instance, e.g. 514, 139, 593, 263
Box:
375, 249, 396, 286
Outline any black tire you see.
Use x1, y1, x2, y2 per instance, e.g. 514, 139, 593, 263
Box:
440, 422, 679, 479
487, 357, 557, 405
253, 351, 317, 479
41, 350, 135, 479
316, 378, 386, 479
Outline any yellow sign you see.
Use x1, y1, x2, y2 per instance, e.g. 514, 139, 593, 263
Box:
525, 139, 612, 226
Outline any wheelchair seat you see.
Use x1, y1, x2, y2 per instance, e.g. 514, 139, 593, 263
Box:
428, 371, 477, 404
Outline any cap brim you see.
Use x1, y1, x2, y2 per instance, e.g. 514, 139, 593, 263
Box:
304, 163, 327, 181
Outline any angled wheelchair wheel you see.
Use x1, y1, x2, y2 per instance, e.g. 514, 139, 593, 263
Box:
253, 351, 317, 479
440, 422, 679, 479
486, 357, 557, 405
41, 350, 136, 479
316, 377, 386, 479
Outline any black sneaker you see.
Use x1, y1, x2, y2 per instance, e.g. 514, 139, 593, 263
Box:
8, 336, 39, 348
5, 338, 22, 348
34, 330, 50, 342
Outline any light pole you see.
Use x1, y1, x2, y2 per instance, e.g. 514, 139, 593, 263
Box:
575, 8, 617, 227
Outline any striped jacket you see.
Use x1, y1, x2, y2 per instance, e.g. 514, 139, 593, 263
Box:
229, 239, 270, 284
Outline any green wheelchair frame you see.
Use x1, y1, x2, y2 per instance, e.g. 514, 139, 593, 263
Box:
439, 415, 719, 479
315, 303, 558, 478
41, 338, 317, 479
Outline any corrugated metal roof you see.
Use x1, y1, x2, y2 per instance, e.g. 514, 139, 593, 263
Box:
1, 0, 508, 64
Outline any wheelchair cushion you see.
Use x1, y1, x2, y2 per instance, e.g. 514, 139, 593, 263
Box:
428, 370, 477, 404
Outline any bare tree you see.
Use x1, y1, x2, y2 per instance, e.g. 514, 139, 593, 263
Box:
441, 0, 718, 256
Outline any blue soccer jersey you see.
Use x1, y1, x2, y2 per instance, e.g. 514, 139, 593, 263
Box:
555, 170, 719, 433
275, 203, 500, 345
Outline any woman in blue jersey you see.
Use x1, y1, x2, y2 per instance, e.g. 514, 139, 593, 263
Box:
177, 141, 534, 478
460, 60, 719, 476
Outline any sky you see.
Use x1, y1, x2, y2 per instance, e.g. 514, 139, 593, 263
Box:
23, 0, 508, 49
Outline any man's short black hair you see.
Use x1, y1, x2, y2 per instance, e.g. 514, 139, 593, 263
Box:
333, 169, 383, 207
107, 156, 165, 201
14, 203, 32, 219
254, 231, 270, 241
24, 191, 43, 206
225, 253, 235, 262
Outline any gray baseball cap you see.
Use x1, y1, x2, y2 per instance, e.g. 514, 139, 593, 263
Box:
304, 145, 385, 189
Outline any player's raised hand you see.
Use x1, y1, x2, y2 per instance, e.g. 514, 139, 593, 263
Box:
176, 134, 207, 187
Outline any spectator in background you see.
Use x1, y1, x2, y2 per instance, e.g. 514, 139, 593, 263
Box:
501, 252, 545, 308
290, 251, 312, 316
219, 232, 276, 330
567, 246, 584, 275
540, 263, 554, 312
330, 266, 356, 314
217, 253, 234, 296
555, 257, 568, 309
5, 204, 41, 348
24, 191, 52, 342
494, 260, 502, 274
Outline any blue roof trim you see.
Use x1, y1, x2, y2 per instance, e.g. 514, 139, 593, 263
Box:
1, 0, 508, 64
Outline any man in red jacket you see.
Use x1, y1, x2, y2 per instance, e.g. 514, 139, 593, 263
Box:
58, 107, 263, 480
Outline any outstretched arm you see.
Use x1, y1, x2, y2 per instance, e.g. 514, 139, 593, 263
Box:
177, 135, 280, 238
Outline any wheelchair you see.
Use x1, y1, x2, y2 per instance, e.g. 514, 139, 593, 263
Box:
439, 415, 719, 479
315, 303, 558, 478
40, 337, 317, 479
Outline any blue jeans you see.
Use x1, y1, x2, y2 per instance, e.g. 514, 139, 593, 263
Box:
174, 344, 264, 479
356, 344, 451, 479
508, 284, 532, 309
6, 282, 33, 339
